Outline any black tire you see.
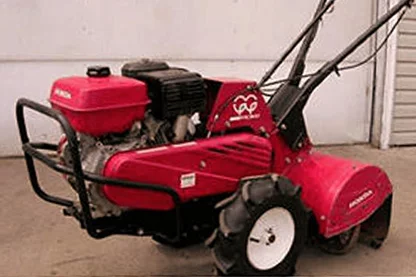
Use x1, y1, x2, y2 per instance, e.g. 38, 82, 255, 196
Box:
318, 225, 361, 255
208, 174, 309, 276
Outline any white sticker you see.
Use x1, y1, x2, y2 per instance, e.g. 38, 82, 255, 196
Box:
349, 189, 373, 209
180, 173, 196, 189
229, 94, 260, 122
54, 88, 72, 99
233, 94, 258, 116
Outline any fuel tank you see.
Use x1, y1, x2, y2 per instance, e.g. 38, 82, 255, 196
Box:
49, 67, 150, 137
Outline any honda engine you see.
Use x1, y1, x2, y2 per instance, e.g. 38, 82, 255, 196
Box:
52, 60, 206, 217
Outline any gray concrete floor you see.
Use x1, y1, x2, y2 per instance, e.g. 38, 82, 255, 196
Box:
1, 145, 416, 276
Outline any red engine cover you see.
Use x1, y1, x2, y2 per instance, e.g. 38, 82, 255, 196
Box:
50, 75, 150, 136
102, 133, 273, 211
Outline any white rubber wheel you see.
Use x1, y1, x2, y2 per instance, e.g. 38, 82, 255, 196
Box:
210, 175, 308, 276
247, 208, 295, 270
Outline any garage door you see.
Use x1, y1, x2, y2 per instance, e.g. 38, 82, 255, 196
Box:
392, 3, 416, 145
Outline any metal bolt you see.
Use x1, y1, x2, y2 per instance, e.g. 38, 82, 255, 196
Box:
95, 141, 104, 149
137, 229, 144, 236
296, 157, 302, 163
225, 121, 231, 128
200, 160, 206, 168
320, 215, 326, 221
259, 126, 269, 138
280, 124, 287, 130
297, 142, 303, 148
285, 157, 291, 164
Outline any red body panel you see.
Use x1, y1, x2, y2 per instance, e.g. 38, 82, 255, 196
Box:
206, 77, 275, 135
282, 150, 392, 237
102, 133, 273, 210
50, 76, 150, 136
93, 78, 392, 238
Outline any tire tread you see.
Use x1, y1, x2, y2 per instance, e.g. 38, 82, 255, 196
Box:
210, 174, 308, 276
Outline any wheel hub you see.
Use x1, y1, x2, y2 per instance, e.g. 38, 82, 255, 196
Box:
246, 207, 295, 270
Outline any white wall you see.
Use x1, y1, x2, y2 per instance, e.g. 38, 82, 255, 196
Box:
0, 0, 374, 156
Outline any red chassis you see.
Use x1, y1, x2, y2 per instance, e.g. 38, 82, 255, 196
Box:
102, 77, 392, 239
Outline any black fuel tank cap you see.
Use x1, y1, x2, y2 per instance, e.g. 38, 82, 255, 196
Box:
87, 66, 111, 77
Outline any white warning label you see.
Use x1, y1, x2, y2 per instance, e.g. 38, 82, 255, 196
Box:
180, 173, 196, 189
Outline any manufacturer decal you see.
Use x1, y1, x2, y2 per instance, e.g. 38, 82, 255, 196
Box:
180, 173, 196, 189
349, 189, 373, 209
54, 88, 72, 99
230, 94, 260, 122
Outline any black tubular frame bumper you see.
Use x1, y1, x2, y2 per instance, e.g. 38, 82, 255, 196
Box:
15, 98, 182, 240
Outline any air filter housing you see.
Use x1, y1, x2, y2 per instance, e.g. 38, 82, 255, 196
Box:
122, 60, 206, 119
